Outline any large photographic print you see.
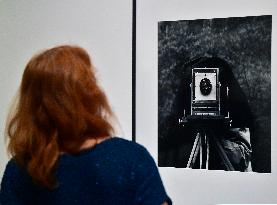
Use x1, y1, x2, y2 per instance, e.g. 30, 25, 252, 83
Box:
158, 15, 271, 172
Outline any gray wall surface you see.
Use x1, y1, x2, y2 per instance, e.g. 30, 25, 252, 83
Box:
136, 0, 277, 204
0, 0, 132, 177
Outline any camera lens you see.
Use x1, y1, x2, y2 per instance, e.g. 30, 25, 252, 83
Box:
200, 78, 212, 95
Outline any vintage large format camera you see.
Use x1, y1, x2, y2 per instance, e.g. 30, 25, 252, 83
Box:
179, 66, 233, 170
179, 66, 230, 124
178, 59, 234, 170
191, 67, 221, 116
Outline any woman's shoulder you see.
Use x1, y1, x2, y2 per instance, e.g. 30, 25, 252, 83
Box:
2, 158, 21, 177
63, 136, 152, 164
1, 158, 31, 195
106, 137, 156, 166
101, 136, 150, 156
2, 158, 30, 182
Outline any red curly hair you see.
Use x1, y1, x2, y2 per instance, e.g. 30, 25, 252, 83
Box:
6, 45, 114, 188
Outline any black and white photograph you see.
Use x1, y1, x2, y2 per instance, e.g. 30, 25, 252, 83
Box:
158, 15, 271, 173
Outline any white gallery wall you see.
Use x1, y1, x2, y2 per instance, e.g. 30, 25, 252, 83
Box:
0, 0, 132, 176
0, 0, 277, 204
136, 0, 277, 204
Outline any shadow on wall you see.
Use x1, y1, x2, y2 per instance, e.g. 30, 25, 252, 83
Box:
158, 15, 271, 173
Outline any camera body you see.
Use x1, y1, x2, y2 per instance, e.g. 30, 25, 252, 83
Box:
178, 63, 231, 127
191, 68, 221, 116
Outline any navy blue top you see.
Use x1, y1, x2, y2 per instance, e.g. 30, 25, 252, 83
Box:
0, 137, 171, 205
